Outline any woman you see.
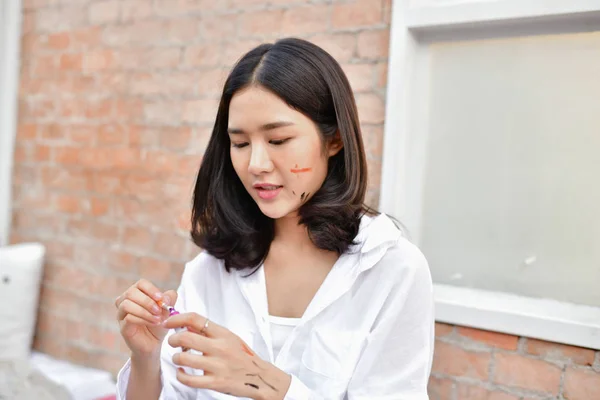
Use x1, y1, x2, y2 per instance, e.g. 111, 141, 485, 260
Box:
115, 38, 434, 399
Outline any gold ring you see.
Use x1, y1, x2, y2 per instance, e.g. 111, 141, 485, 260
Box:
200, 318, 210, 335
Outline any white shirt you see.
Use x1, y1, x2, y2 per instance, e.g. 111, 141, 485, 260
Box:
116, 214, 434, 399
269, 316, 301, 359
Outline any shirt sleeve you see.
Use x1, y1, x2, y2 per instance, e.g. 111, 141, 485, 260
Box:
346, 243, 435, 400
115, 257, 210, 400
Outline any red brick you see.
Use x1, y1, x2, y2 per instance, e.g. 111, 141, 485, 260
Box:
428, 376, 453, 400
56, 194, 82, 214
343, 63, 374, 92
281, 5, 331, 35
564, 367, 600, 400
89, 327, 118, 351
65, 319, 88, 343
457, 384, 519, 400
154, 0, 218, 16
83, 50, 114, 70
525, 339, 595, 366
60, 53, 83, 70
432, 341, 491, 380
238, 10, 284, 37
139, 256, 172, 283
456, 327, 519, 350
435, 323, 454, 338
97, 124, 126, 146
107, 250, 139, 275
358, 29, 390, 59
153, 232, 188, 260
122, 225, 153, 251
222, 39, 263, 67
88, 197, 111, 216
356, 93, 385, 124
128, 125, 159, 148
199, 15, 237, 39
41, 166, 92, 191
95, 353, 128, 376
197, 67, 228, 97
121, 0, 154, 22
377, 61, 388, 88
183, 44, 222, 67
182, 99, 218, 125
332, 0, 383, 29
310, 33, 356, 62
35, 7, 87, 33
493, 353, 561, 394
113, 47, 181, 70
159, 127, 192, 151
46, 32, 71, 50
88, 0, 120, 25
18, 123, 38, 140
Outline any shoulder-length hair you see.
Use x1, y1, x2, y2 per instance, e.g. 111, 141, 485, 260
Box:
190, 37, 374, 272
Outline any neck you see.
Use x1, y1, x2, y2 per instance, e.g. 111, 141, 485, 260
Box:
273, 212, 314, 249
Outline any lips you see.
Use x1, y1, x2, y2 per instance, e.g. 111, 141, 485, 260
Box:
253, 183, 283, 200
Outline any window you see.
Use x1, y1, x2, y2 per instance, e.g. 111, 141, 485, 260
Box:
381, 0, 600, 349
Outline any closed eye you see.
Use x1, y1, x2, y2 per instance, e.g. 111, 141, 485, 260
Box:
231, 142, 249, 148
270, 138, 290, 145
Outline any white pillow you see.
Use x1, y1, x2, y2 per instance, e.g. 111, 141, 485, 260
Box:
0, 243, 46, 360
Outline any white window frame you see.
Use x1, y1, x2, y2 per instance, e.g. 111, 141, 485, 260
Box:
0, 0, 23, 247
381, 0, 600, 350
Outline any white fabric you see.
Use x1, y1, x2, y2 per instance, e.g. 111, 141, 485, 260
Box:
0, 243, 45, 360
116, 214, 434, 399
269, 315, 300, 360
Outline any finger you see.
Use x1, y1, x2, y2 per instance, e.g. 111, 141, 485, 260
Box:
135, 278, 164, 302
132, 286, 165, 316
168, 330, 211, 353
163, 312, 225, 338
117, 298, 162, 325
162, 290, 178, 306
172, 352, 220, 372
175, 368, 217, 390
122, 313, 161, 327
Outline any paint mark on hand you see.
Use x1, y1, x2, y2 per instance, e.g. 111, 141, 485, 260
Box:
300, 192, 306, 201
241, 342, 255, 356
245, 382, 260, 389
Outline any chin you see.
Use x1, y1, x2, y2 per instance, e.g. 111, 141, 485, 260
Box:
257, 203, 294, 220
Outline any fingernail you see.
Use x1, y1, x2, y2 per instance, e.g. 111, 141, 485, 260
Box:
154, 292, 163, 300
163, 295, 171, 306
152, 304, 160, 314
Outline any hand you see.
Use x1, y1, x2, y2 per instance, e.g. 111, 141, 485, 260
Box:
164, 312, 292, 400
115, 278, 178, 358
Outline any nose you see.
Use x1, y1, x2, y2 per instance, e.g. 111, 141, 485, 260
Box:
248, 143, 274, 175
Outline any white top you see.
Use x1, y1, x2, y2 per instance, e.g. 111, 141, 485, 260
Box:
116, 214, 434, 399
269, 315, 301, 360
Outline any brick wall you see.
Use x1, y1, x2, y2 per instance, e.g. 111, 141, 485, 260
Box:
11, 0, 600, 398
430, 324, 600, 400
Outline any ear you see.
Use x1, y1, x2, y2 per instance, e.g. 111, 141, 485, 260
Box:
326, 130, 343, 157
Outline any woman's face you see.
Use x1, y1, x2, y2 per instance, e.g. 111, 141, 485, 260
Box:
228, 85, 341, 220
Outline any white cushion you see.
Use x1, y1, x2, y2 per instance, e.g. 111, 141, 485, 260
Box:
0, 243, 46, 360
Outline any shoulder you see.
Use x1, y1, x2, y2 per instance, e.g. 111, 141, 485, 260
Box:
357, 214, 431, 288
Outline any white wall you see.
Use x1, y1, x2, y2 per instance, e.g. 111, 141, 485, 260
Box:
0, 0, 23, 246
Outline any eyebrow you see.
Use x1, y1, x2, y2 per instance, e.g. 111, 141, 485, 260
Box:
227, 121, 295, 134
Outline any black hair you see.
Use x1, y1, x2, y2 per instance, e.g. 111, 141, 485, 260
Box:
190, 37, 375, 272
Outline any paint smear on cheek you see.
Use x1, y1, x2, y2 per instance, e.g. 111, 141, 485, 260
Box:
290, 164, 312, 174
